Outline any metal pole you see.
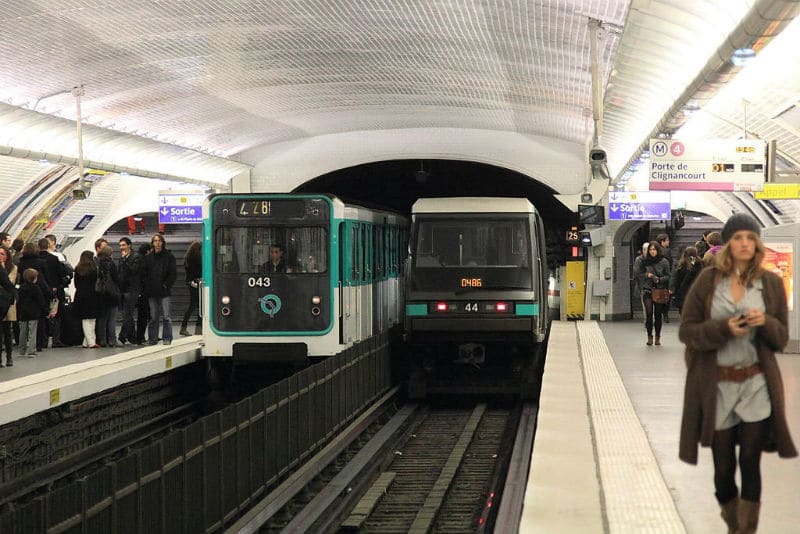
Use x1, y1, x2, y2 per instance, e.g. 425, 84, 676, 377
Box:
72, 85, 85, 179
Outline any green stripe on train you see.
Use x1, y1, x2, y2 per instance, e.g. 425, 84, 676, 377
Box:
406, 303, 428, 316
516, 303, 539, 316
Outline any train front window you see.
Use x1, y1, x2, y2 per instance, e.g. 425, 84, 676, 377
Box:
215, 226, 328, 274
412, 217, 532, 290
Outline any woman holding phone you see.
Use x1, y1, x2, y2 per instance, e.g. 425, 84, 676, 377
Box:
678, 213, 796, 533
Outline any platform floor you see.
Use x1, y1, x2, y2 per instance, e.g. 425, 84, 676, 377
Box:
0, 342, 141, 380
523, 319, 800, 534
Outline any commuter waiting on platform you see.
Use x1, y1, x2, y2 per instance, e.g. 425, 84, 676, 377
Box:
0, 246, 17, 366
635, 242, 670, 346
179, 241, 202, 336
73, 250, 100, 348
17, 268, 49, 357
18, 242, 53, 352
96, 245, 120, 347
117, 237, 142, 345
679, 213, 797, 534
135, 243, 152, 345
669, 246, 702, 314
142, 234, 177, 345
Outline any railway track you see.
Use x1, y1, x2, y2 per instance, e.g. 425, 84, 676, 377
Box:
227, 392, 535, 533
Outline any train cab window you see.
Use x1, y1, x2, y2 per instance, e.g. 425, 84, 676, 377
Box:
410, 217, 533, 290
215, 226, 327, 274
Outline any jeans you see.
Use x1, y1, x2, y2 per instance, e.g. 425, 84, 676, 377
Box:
19, 319, 38, 355
97, 303, 118, 346
119, 292, 137, 342
148, 296, 173, 343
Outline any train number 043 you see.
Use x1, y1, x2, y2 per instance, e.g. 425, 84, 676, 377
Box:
247, 276, 272, 287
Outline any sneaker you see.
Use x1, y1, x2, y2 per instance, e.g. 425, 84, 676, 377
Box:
6, 361, 12, 367
163, 340, 172, 346
27, 353, 36, 358
179, 328, 190, 336
52, 341, 67, 348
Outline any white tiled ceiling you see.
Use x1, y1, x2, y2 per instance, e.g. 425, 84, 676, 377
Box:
0, 0, 628, 161
0, 0, 799, 205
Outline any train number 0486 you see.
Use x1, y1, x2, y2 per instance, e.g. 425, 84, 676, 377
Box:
247, 277, 272, 287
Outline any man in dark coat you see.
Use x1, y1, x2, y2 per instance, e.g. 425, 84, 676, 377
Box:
142, 234, 177, 345
117, 237, 142, 344
38, 237, 69, 347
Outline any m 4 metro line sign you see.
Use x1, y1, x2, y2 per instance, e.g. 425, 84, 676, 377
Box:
608, 191, 671, 221
158, 191, 205, 224
649, 139, 766, 192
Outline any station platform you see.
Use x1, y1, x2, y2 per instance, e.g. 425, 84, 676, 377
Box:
522, 320, 800, 533
0, 336, 202, 426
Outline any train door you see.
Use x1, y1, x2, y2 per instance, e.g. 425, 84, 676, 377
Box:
361, 224, 372, 340
341, 222, 358, 344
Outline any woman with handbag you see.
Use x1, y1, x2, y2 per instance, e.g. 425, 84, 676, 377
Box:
678, 213, 796, 533
636, 241, 671, 346
96, 245, 121, 347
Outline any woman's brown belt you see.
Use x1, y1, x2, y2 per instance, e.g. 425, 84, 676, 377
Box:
717, 363, 761, 382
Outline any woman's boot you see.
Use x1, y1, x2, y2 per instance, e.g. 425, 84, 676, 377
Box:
646, 335, 653, 346
737, 500, 759, 533
179, 322, 190, 336
655, 336, 661, 346
194, 324, 202, 335
720, 497, 738, 533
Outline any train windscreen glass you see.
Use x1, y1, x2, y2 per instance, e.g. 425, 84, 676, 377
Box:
412, 217, 532, 290
215, 226, 328, 274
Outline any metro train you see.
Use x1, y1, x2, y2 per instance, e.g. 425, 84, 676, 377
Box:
201, 193, 408, 363
403, 197, 550, 395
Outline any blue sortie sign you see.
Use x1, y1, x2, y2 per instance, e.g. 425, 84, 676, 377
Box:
607, 191, 671, 221
608, 202, 671, 221
158, 192, 205, 224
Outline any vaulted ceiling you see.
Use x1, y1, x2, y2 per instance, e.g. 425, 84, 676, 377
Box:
1, 1, 800, 200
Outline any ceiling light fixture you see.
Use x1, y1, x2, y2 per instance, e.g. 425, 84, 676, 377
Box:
731, 48, 756, 67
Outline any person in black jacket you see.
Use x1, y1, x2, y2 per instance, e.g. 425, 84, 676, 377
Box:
135, 243, 152, 344
96, 245, 121, 347
669, 246, 702, 313
0, 246, 16, 366
142, 234, 177, 345
17, 268, 49, 357
117, 237, 142, 344
18, 242, 53, 351
179, 241, 202, 336
73, 250, 101, 348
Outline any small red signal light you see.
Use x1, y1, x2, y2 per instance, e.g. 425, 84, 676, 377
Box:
495, 302, 508, 312
436, 302, 448, 312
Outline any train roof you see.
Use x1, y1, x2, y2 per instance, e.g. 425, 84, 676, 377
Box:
412, 197, 535, 214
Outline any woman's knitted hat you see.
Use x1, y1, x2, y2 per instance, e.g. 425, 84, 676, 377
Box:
721, 213, 761, 243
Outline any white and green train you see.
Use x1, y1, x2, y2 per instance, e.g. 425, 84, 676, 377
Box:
201, 193, 408, 363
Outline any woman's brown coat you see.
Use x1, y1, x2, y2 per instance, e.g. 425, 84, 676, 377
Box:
678, 267, 797, 464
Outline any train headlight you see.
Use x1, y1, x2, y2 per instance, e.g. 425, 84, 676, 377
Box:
311, 295, 321, 305
221, 296, 231, 305
435, 302, 448, 312
495, 302, 508, 312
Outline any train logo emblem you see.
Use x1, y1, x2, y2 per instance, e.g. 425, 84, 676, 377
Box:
259, 294, 282, 317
